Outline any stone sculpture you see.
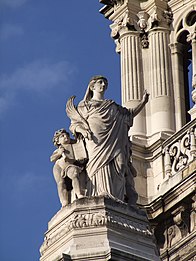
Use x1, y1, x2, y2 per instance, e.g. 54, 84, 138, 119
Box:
64, 75, 149, 206
50, 129, 84, 207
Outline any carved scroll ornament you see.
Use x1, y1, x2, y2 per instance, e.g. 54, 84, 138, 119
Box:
163, 126, 196, 176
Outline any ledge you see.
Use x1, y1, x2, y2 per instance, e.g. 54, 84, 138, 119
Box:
138, 171, 196, 219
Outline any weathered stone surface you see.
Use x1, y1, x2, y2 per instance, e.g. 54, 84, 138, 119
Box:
65, 76, 149, 207
40, 196, 160, 261
43, 0, 196, 260
99, 1, 196, 260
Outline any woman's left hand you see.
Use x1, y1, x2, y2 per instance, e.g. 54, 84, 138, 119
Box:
142, 90, 150, 104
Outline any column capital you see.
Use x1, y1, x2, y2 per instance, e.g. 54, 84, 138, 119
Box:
110, 9, 139, 39
169, 42, 184, 54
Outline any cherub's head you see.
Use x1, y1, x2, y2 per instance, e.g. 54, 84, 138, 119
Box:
53, 129, 70, 147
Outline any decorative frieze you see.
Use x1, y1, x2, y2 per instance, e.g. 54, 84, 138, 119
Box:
40, 197, 160, 261
40, 209, 152, 256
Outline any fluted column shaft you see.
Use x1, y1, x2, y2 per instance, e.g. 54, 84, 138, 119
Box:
148, 28, 175, 135
121, 32, 142, 102
120, 29, 146, 136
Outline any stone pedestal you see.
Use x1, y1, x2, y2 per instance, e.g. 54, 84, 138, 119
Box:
40, 197, 160, 261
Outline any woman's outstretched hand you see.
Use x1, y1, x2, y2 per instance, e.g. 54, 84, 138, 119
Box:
142, 90, 150, 104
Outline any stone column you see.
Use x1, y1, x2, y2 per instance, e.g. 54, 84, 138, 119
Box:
170, 42, 187, 129
148, 28, 175, 135
119, 28, 146, 136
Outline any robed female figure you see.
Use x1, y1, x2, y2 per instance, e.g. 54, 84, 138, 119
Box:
67, 75, 149, 205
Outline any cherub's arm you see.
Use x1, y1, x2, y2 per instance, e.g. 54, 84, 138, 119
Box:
50, 147, 64, 162
132, 90, 149, 117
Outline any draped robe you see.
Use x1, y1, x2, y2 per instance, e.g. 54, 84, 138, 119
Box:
70, 99, 135, 201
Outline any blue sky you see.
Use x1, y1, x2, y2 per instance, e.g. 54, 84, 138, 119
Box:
0, 1, 120, 260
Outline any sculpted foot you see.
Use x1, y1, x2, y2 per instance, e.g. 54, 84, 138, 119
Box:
61, 200, 68, 208
77, 194, 84, 199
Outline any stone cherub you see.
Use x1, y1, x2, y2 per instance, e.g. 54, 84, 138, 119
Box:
50, 128, 84, 207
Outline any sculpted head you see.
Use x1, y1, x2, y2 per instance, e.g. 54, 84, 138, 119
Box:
53, 128, 70, 147
84, 75, 108, 101
88, 75, 108, 91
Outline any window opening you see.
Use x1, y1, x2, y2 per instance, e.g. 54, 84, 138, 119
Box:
177, 30, 192, 122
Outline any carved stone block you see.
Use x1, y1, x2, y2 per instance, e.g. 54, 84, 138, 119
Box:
40, 196, 160, 261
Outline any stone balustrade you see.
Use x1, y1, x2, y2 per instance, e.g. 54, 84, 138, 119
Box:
163, 119, 196, 177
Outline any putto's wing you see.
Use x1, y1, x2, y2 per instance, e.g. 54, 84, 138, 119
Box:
66, 96, 89, 129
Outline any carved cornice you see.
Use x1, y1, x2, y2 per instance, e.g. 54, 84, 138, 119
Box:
40, 197, 153, 256
100, 0, 115, 6
41, 210, 153, 256
100, 0, 126, 19
99, 4, 114, 19
101, 0, 173, 52
168, 0, 195, 14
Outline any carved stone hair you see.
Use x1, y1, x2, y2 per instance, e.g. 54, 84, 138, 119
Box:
83, 75, 108, 101
53, 128, 69, 147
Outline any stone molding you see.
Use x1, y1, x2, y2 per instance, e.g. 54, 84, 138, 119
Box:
140, 188, 196, 260
40, 196, 160, 261
101, 0, 173, 49
139, 171, 195, 219
41, 210, 152, 256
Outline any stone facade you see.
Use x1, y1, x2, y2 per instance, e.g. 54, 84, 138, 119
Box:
40, 1, 195, 260
100, 0, 196, 260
